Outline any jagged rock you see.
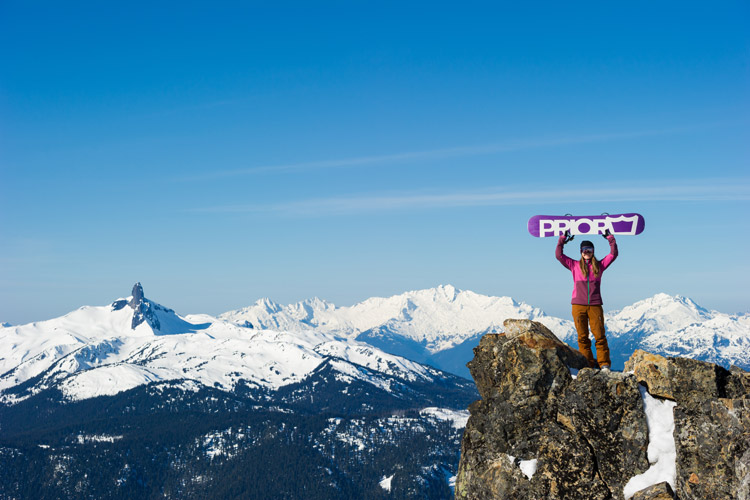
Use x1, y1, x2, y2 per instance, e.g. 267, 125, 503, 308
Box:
674, 398, 750, 499
534, 421, 612, 500
112, 283, 161, 330
457, 319, 640, 500
462, 320, 587, 460
624, 350, 672, 398
631, 481, 675, 499
458, 319, 750, 500
738, 448, 750, 500
625, 349, 732, 407
557, 369, 649, 496
468, 319, 588, 402
626, 349, 750, 499
129, 282, 144, 308
457, 450, 535, 499
669, 357, 730, 410
127, 282, 160, 330
109, 284, 162, 330
729, 365, 750, 399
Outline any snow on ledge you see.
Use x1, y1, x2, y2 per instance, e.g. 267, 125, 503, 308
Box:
623, 385, 677, 499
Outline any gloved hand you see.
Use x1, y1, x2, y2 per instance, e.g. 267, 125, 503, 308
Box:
602, 229, 615, 242
559, 231, 573, 245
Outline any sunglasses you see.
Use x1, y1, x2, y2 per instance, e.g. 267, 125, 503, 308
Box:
581, 247, 594, 253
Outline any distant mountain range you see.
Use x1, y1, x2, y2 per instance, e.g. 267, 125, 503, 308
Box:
0, 283, 476, 499
0, 283, 473, 407
219, 285, 575, 378
2, 284, 747, 399
1, 283, 748, 498
604, 293, 750, 368
220, 285, 750, 375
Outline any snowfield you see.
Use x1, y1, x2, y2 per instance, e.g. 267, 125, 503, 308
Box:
0, 295, 444, 404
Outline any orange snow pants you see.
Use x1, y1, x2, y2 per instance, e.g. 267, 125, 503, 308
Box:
572, 304, 611, 369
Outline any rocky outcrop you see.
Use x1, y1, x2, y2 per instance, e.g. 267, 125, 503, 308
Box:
456, 319, 750, 500
110, 283, 162, 330
128, 282, 161, 330
624, 350, 750, 500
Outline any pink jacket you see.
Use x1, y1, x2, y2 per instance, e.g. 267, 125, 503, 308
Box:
556, 235, 618, 305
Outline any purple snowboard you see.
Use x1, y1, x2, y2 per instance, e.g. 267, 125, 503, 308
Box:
527, 213, 645, 237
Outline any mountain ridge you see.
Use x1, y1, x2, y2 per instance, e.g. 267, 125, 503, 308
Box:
219, 285, 750, 373
220, 284, 570, 352
1, 284, 748, 499
0, 284, 474, 407
2, 284, 748, 393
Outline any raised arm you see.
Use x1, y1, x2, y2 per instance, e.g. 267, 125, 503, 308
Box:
556, 233, 576, 270
600, 234, 618, 269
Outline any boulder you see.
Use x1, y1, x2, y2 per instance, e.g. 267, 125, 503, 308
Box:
624, 349, 672, 399
625, 349, 733, 407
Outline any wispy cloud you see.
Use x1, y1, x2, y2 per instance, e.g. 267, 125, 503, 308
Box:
180, 125, 715, 181
189, 178, 750, 216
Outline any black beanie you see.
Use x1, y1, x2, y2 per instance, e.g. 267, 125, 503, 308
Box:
580, 240, 595, 251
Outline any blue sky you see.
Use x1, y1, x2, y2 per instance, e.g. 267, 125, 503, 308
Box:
1, 1, 748, 324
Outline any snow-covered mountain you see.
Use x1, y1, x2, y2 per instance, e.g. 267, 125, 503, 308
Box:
2, 284, 746, 499
222, 286, 750, 374
0, 284, 477, 499
219, 285, 580, 378
605, 293, 750, 369
0, 283, 469, 406
2, 284, 747, 402
221, 284, 575, 354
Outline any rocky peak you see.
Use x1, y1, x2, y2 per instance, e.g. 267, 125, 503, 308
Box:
110, 282, 161, 331
129, 282, 144, 309
256, 297, 282, 314
456, 319, 750, 500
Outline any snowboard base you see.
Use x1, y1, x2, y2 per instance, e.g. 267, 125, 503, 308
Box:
527, 213, 645, 237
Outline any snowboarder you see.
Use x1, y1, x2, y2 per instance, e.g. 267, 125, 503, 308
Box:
556, 231, 618, 370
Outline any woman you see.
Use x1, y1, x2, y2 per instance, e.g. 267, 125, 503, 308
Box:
556, 231, 618, 370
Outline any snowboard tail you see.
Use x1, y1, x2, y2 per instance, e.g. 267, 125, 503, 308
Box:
527, 213, 645, 238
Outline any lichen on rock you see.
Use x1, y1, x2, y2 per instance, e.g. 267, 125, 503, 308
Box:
457, 319, 750, 500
